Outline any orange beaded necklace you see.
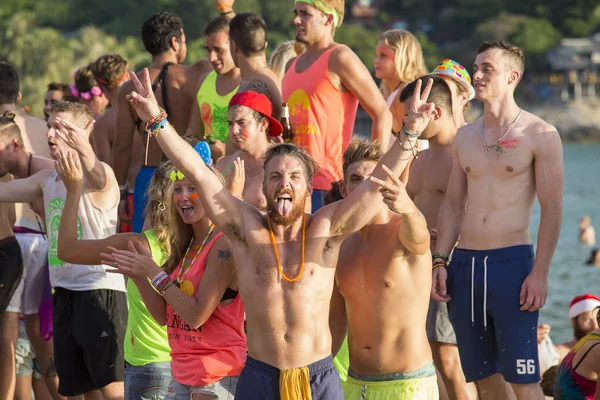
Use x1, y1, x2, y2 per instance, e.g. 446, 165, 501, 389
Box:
267, 213, 306, 283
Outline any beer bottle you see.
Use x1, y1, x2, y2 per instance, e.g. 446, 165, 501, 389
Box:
281, 102, 293, 143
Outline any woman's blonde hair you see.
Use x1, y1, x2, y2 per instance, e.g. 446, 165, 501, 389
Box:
379, 30, 427, 98
268, 41, 304, 83
149, 153, 226, 274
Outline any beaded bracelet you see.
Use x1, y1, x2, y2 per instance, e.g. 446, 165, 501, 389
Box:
432, 253, 449, 263
149, 118, 168, 137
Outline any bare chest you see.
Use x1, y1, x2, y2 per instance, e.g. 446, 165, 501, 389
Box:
242, 168, 267, 211
459, 135, 534, 178
408, 151, 452, 198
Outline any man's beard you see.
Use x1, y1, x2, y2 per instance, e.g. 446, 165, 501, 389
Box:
574, 323, 592, 341
268, 189, 307, 226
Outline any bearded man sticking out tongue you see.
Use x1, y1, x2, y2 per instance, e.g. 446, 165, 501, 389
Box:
125, 67, 436, 399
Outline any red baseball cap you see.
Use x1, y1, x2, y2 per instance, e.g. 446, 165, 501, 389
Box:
229, 91, 283, 137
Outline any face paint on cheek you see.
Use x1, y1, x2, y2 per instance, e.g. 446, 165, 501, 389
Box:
173, 194, 181, 202
241, 128, 250, 140
190, 193, 199, 202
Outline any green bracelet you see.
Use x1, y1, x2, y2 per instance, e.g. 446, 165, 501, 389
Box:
402, 123, 421, 138
432, 253, 449, 262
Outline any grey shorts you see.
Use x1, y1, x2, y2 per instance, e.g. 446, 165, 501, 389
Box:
15, 321, 42, 379
426, 298, 457, 344
167, 376, 238, 400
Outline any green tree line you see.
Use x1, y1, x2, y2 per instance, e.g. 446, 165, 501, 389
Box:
1, 0, 599, 118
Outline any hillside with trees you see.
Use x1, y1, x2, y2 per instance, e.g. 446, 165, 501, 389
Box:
1, 0, 599, 119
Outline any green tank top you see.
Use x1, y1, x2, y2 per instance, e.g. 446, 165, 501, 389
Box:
196, 71, 239, 143
124, 230, 171, 366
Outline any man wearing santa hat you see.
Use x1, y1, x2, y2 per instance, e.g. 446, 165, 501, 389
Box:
556, 293, 600, 360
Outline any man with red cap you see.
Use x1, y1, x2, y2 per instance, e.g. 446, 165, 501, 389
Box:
217, 91, 282, 212
556, 294, 600, 360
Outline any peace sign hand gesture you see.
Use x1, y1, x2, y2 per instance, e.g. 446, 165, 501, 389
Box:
126, 69, 162, 124
404, 78, 436, 136
370, 165, 413, 215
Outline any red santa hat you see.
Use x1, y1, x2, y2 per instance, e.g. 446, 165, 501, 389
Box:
569, 293, 600, 319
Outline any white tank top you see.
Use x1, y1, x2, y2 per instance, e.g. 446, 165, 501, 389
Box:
42, 171, 126, 292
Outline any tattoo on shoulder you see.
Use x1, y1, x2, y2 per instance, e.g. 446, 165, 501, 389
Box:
239, 79, 272, 100
217, 249, 232, 263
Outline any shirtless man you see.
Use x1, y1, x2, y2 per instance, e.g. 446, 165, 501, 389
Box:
217, 91, 282, 211
556, 294, 600, 360
113, 12, 212, 233
330, 138, 436, 399
186, 16, 241, 161
0, 63, 61, 400
432, 41, 564, 400
229, 13, 283, 121
43, 83, 76, 122
284, 0, 392, 211
403, 75, 478, 400
125, 69, 434, 398
0, 114, 63, 400
90, 53, 129, 164
0, 101, 125, 399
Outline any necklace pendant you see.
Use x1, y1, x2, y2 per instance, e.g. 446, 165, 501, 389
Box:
484, 146, 490, 158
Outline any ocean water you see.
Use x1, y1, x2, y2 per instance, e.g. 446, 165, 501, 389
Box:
534, 143, 600, 344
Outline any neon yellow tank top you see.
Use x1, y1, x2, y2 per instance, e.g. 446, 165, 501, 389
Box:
124, 230, 171, 366
196, 71, 239, 143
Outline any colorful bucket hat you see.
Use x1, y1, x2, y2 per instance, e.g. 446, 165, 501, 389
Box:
430, 59, 475, 101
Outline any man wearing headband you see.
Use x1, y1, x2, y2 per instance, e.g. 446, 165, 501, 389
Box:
283, 0, 392, 212
433, 41, 563, 399
217, 91, 283, 212
113, 12, 212, 233
556, 294, 600, 360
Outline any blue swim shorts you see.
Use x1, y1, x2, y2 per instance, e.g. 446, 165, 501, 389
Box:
447, 244, 540, 384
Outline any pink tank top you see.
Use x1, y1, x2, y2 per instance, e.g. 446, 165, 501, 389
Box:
167, 232, 247, 386
283, 45, 359, 190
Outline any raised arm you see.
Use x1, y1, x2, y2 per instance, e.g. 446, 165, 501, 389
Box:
113, 80, 138, 186
519, 129, 563, 312
321, 78, 435, 239
371, 165, 429, 255
331, 46, 391, 146
432, 132, 468, 302
127, 69, 250, 234
56, 151, 141, 265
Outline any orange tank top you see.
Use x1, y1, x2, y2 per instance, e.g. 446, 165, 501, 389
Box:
283, 45, 359, 190
167, 232, 247, 386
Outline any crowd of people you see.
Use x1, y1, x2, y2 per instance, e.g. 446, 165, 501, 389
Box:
0, 0, 598, 399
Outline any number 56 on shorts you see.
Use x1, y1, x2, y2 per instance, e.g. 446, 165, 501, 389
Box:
516, 359, 535, 375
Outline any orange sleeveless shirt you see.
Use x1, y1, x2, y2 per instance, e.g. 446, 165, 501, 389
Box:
283, 45, 359, 190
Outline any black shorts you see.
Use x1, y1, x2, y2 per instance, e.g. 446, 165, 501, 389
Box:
0, 236, 23, 314
53, 287, 128, 396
